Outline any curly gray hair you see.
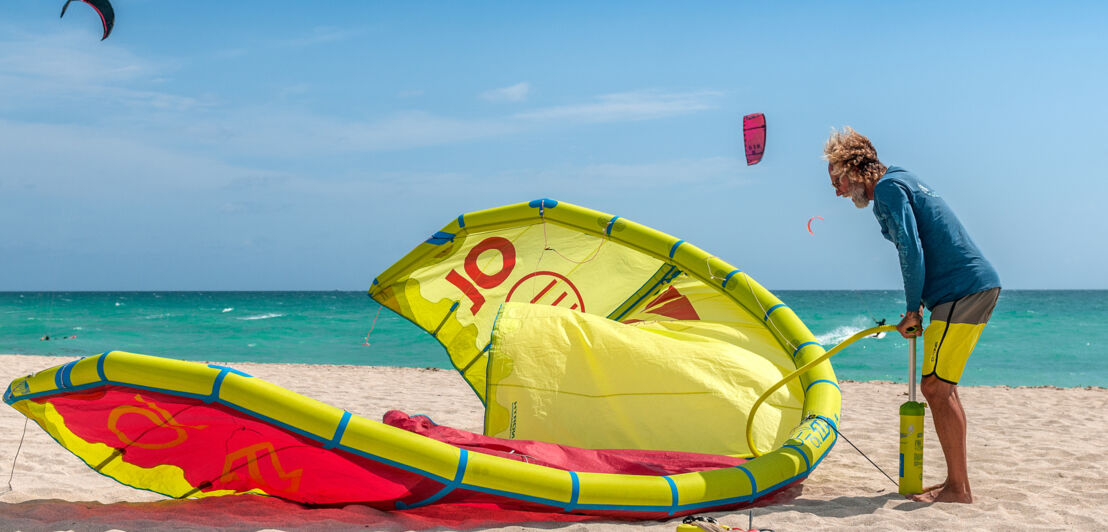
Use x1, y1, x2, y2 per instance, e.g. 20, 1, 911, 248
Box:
823, 126, 886, 190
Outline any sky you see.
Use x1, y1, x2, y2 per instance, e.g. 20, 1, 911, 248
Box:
2, 1, 1106, 291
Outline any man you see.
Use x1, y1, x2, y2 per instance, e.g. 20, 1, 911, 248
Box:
824, 127, 1001, 504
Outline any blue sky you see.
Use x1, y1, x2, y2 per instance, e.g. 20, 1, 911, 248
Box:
2, 1, 1105, 290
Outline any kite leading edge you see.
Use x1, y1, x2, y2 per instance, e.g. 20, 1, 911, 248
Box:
60, 0, 115, 40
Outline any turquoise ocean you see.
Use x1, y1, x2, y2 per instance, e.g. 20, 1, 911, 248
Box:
1, 290, 1103, 388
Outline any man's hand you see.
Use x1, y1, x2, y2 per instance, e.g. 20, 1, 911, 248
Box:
898, 310, 923, 338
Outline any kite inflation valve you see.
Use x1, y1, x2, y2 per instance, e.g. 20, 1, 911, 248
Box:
899, 331, 926, 495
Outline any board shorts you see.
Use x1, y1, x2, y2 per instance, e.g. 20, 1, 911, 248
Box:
922, 287, 1001, 384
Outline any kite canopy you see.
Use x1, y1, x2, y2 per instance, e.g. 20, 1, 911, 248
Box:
371, 199, 841, 456
808, 216, 824, 235
743, 113, 766, 165
60, 0, 115, 40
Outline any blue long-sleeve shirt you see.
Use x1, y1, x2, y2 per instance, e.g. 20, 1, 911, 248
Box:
872, 167, 1000, 312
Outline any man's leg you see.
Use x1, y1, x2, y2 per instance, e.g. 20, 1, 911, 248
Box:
911, 288, 998, 503
909, 376, 972, 503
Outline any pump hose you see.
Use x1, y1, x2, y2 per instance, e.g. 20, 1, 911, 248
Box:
745, 324, 902, 457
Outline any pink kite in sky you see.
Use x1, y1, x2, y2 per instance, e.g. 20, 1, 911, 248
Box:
807, 216, 824, 235
743, 113, 766, 165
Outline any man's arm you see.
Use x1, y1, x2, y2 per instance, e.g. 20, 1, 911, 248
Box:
874, 182, 926, 315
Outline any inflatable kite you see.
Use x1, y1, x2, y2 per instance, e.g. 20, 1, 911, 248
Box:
807, 216, 824, 235
743, 113, 766, 165
4, 199, 841, 518
60, 0, 114, 40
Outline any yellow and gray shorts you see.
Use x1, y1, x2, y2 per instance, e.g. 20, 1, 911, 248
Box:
923, 287, 1001, 384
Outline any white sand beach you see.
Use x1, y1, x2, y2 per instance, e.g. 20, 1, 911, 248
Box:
1, 354, 1105, 531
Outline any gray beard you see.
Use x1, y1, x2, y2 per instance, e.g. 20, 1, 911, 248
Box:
850, 185, 871, 208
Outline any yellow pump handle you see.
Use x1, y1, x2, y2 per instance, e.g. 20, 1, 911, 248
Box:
745, 324, 901, 457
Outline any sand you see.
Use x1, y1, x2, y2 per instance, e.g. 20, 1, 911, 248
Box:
1, 354, 1105, 531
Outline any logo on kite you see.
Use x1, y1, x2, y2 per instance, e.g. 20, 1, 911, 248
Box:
60, 0, 115, 41
807, 216, 824, 235
743, 113, 766, 165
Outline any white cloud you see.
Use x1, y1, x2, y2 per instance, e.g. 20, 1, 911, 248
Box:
213, 48, 249, 60
505, 157, 749, 190
277, 83, 312, 98
0, 119, 275, 194
574, 157, 747, 185
165, 89, 720, 156
514, 90, 721, 123
0, 73, 205, 113
0, 31, 203, 114
0, 30, 722, 157
193, 109, 521, 156
481, 82, 531, 102
279, 26, 364, 48
0, 31, 157, 84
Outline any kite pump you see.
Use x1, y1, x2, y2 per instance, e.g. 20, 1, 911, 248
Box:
899, 334, 926, 495
747, 323, 927, 494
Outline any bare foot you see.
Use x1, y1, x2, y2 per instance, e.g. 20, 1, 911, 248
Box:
908, 485, 973, 503
904, 481, 943, 497
907, 486, 941, 502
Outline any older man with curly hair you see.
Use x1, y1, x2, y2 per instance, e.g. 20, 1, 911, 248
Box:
824, 127, 1001, 504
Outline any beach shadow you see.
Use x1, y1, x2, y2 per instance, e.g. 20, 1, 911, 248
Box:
0, 484, 809, 532
756, 492, 908, 519
0, 495, 625, 532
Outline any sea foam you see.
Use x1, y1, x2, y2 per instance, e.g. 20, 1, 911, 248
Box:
238, 313, 285, 321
